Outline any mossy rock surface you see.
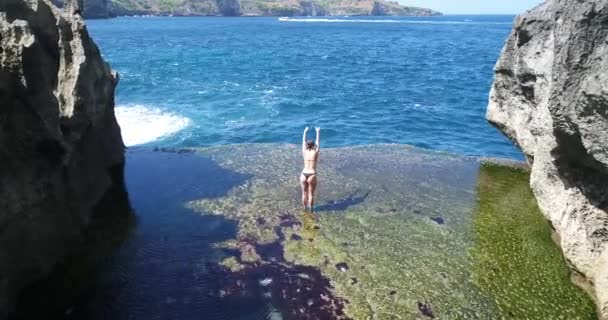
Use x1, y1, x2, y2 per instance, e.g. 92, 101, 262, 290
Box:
471, 163, 597, 320
186, 144, 595, 319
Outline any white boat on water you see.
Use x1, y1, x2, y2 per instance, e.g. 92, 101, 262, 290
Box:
278, 17, 290, 21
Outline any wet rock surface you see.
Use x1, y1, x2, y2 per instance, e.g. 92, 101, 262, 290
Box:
8, 145, 592, 319
0, 0, 124, 316
487, 0, 608, 316
186, 144, 593, 319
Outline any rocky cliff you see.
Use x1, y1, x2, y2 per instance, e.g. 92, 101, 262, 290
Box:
53, 0, 114, 18
487, 0, 608, 318
73, 0, 439, 18
0, 0, 125, 316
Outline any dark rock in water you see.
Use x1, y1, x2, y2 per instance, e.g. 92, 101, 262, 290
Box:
350, 278, 358, 285
336, 263, 349, 273
256, 217, 266, 225
290, 234, 302, 241
279, 214, 300, 228
209, 263, 350, 319
413, 210, 422, 215
389, 290, 397, 296
152, 147, 195, 154
0, 0, 125, 316
255, 241, 284, 262
417, 301, 435, 318
430, 217, 445, 225
487, 0, 608, 315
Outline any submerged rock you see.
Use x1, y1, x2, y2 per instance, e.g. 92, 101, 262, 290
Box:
417, 301, 435, 318
0, 0, 124, 316
335, 263, 349, 273
430, 217, 445, 225
487, 0, 608, 317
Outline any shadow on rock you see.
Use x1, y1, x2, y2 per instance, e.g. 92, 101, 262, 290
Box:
316, 190, 370, 212
10, 163, 136, 319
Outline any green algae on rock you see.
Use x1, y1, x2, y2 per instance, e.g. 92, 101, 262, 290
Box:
187, 144, 596, 319
471, 163, 597, 320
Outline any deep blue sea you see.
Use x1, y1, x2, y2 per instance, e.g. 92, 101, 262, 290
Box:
87, 15, 522, 159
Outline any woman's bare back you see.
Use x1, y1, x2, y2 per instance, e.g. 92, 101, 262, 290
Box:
302, 148, 319, 173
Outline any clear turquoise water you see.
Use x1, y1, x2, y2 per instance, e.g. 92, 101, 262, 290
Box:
87, 15, 523, 159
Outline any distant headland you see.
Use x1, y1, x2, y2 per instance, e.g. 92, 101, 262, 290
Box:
53, 0, 442, 18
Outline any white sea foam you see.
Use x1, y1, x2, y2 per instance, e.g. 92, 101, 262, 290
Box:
283, 18, 401, 23
259, 278, 273, 286
115, 104, 191, 146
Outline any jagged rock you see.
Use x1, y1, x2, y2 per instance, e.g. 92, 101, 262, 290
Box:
299, 0, 327, 16
53, 0, 113, 18
370, 0, 439, 16
74, 0, 439, 17
0, 0, 125, 316
216, 0, 241, 16
487, 0, 608, 318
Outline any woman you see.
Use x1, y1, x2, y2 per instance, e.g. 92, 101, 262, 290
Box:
300, 127, 320, 212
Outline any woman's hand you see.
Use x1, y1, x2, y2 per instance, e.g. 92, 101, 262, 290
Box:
305, 127, 309, 132
315, 127, 320, 132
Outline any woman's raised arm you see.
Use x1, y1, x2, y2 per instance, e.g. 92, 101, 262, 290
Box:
303, 127, 309, 153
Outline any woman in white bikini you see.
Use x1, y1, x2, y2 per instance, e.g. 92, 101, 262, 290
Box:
300, 127, 320, 212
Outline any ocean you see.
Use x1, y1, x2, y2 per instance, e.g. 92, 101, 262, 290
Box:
87, 15, 523, 159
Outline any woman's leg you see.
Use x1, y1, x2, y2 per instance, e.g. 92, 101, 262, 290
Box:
307, 175, 318, 211
300, 174, 309, 210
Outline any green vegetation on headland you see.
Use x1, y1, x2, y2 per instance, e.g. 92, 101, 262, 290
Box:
186, 144, 597, 319
55, 0, 441, 18
471, 163, 597, 319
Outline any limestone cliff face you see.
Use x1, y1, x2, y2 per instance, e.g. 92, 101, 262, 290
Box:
90, 0, 440, 17
0, 0, 125, 316
487, 0, 608, 317
82, 0, 111, 18
216, 0, 241, 16
53, 0, 112, 18
370, 0, 438, 16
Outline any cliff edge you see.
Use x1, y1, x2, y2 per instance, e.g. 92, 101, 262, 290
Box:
487, 0, 608, 318
64, 0, 440, 18
0, 0, 125, 316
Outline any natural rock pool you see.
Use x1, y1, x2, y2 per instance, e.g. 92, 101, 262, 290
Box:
12, 145, 596, 319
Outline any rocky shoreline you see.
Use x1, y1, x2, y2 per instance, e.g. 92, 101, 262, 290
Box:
53, 0, 441, 19
487, 0, 608, 318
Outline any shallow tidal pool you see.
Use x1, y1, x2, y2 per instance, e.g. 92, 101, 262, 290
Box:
12, 144, 595, 320
187, 144, 595, 320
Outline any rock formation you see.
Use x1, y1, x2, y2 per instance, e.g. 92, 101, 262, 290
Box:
53, 0, 113, 18
216, 0, 241, 16
487, 0, 608, 318
0, 0, 125, 316
73, 0, 440, 18
370, 0, 437, 16
82, 0, 111, 18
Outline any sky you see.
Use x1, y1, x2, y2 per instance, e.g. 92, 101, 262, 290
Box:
401, 0, 544, 14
